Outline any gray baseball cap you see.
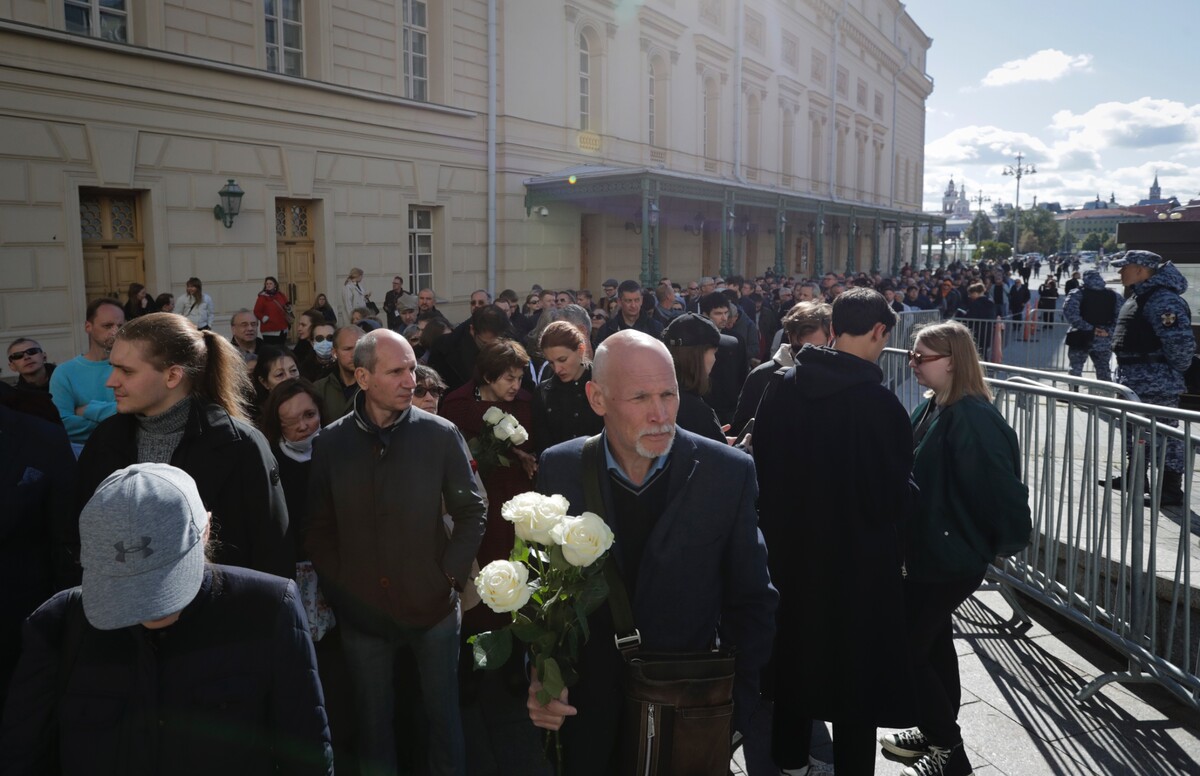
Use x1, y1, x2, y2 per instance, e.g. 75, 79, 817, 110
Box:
79, 464, 210, 630
1110, 250, 1165, 270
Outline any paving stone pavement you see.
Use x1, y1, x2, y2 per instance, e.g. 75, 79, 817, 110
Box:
730, 588, 1200, 775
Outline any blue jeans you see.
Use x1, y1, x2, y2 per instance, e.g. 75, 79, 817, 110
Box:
341, 605, 465, 776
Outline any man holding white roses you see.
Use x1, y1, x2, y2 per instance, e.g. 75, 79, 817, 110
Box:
531, 330, 778, 775
305, 330, 486, 776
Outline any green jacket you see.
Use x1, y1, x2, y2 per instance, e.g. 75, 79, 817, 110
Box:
314, 372, 357, 426
908, 394, 1031, 581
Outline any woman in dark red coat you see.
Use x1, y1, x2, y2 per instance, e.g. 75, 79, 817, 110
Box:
438, 339, 548, 774
438, 339, 537, 634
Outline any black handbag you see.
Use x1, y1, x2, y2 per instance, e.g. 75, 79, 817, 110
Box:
581, 437, 735, 776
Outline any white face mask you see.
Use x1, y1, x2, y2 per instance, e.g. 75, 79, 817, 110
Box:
279, 427, 320, 462
313, 340, 334, 359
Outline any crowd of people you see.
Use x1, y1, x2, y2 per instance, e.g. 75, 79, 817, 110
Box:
7, 248, 1194, 776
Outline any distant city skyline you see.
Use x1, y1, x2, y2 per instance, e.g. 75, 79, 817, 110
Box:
905, 1, 1200, 213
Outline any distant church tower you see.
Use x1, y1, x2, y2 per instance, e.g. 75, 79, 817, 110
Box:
1150, 173, 1162, 202
942, 177, 957, 214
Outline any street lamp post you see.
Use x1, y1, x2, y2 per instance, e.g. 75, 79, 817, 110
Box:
1002, 152, 1036, 257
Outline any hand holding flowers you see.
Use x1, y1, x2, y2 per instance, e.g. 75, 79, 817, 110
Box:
469, 492, 615, 769
470, 407, 529, 475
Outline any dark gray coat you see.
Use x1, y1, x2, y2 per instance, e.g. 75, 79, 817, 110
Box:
304, 400, 487, 632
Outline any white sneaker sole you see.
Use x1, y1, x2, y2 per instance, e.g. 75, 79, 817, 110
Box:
879, 738, 930, 759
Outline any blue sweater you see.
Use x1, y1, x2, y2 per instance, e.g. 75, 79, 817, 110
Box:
48, 356, 116, 443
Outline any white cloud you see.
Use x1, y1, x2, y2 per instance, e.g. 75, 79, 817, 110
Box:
1051, 97, 1200, 151
981, 49, 1092, 87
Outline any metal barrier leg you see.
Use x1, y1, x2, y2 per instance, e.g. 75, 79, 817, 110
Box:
1076, 667, 1155, 703
983, 565, 1033, 626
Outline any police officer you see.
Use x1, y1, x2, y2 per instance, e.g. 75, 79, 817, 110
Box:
1062, 269, 1122, 382
1107, 251, 1195, 506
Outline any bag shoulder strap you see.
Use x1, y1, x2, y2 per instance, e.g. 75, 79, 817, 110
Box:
581, 435, 641, 657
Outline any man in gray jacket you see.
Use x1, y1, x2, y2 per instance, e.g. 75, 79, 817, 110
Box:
305, 329, 486, 776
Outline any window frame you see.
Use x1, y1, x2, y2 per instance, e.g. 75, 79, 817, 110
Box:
265, 0, 304, 77
64, 0, 128, 43
401, 0, 429, 101
579, 34, 591, 132
408, 207, 435, 295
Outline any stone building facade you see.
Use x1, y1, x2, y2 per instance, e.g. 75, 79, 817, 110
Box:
0, 0, 934, 363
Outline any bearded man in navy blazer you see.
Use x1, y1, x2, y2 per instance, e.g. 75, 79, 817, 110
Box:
529, 329, 778, 775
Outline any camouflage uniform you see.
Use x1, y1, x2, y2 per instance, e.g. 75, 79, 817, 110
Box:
1062, 269, 1122, 381
1112, 252, 1195, 479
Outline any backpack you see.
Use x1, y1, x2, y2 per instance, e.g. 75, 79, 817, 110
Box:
1079, 288, 1116, 328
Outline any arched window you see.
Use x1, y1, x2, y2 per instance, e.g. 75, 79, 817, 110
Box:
782, 109, 795, 185
746, 92, 761, 175
648, 63, 656, 146
704, 77, 719, 160
579, 34, 591, 131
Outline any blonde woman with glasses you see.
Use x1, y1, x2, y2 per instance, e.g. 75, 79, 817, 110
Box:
880, 321, 1031, 776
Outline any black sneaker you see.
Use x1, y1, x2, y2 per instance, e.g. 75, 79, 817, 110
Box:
879, 728, 930, 758
900, 743, 973, 776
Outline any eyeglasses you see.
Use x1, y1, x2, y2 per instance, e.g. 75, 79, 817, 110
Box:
311, 334, 333, 343
7, 347, 42, 362
908, 350, 949, 365
414, 386, 444, 398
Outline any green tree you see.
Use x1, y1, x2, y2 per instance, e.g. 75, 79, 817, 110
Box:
965, 211, 994, 245
1102, 236, 1119, 254
1080, 231, 1106, 252
978, 240, 1011, 262
997, 208, 1061, 255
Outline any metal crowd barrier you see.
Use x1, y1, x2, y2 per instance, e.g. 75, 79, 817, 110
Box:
880, 347, 1200, 710
954, 314, 1075, 372
887, 309, 941, 351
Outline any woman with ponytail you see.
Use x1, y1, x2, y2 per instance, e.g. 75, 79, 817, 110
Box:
73, 312, 292, 585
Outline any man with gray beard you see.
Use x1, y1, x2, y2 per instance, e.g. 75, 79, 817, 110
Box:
530, 330, 777, 774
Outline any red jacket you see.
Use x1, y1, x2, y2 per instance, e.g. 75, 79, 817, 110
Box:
254, 290, 291, 335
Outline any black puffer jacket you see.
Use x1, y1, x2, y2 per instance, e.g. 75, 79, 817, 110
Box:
0, 566, 333, 776
74, 400, 292, 584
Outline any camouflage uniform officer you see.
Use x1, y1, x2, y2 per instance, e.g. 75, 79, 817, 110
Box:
1108, 251, 1195, 506
1062, 269, 1122, 381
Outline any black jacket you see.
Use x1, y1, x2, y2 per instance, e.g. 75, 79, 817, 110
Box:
427, 324, 480, 393
0, 406, 76, 704
0, 566, 333, 776
753, 346, 916, 725
531, 365, 603, 454
595, 313, 664, 344
74, 400, 292, 584
675, 390, 725, 443
704, 333, 748, 427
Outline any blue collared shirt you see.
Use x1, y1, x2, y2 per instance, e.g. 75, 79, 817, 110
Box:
602, 429, 670, 490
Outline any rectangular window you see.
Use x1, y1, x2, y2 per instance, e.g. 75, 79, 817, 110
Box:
811, 50, 826, 88
408, 207, 434, 294
265, 0, 304, 77
402, 0, 428, 101
874, 90, 884, 119
65, 0, 127, 43
836, 66, 848, 98
856, 78, 867, 108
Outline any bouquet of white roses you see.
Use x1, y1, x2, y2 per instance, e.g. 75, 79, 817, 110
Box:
469, 406, 529, 476
470, 491, 615, 769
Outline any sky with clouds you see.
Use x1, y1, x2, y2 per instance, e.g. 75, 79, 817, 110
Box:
903, 0, 1200, 215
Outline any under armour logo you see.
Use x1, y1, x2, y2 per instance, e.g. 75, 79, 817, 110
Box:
114, 537, 155, 562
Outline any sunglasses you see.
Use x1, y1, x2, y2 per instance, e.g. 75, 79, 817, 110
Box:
592, 313, 606, 319
414, 386, 443, 398
312, 334, 333, 343
8, 347, 43, 362
908, 350, 949, 365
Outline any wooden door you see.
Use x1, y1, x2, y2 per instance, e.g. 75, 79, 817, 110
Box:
80, 190, 143, 302
275, 200, 316, 338
279, 242, 316, 313
83, 247, 144, 301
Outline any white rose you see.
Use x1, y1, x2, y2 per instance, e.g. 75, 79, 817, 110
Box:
483, 406, 506, 425
509, 425, 529, 446
474, 560, 531, 613
502, 492, 569, 544
551, 512, 615, 567
493, 418, 516, 441
503, 412, 519, 426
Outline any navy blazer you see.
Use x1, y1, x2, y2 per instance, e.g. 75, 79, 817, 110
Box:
537, 429, 777, 773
